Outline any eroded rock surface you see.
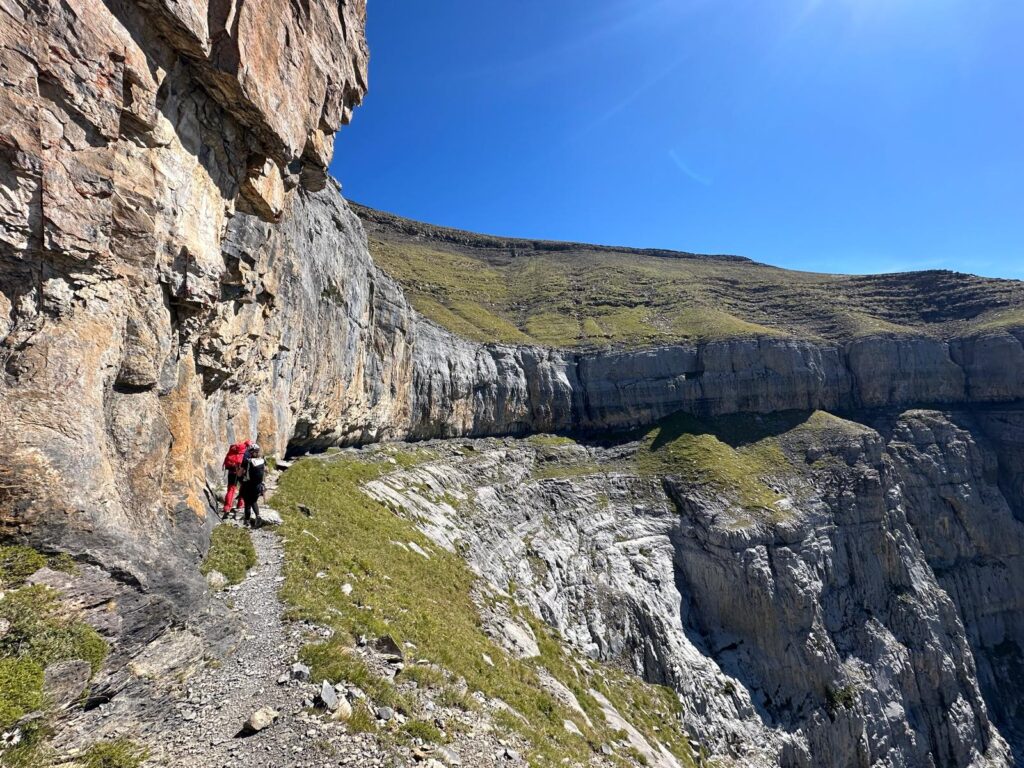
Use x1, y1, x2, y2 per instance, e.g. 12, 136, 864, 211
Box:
363, 410, 1024, 766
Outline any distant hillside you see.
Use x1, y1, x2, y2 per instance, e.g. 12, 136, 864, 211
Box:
354, 204, 1024, 348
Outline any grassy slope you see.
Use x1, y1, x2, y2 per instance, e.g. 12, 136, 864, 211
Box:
272, 451, 696, 768
355, 205, 1024, 349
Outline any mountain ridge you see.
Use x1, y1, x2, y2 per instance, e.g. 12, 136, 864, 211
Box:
354, 203, 1024, 349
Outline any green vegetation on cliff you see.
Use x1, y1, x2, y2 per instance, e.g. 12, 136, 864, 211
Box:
0, 546, 109, 767
272, 454, 695, 768
357, 205, 1024, 349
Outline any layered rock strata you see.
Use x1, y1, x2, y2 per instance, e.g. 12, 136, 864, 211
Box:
364, 410, 1024, 766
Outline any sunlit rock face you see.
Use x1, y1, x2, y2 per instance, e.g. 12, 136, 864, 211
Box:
0, 0, 367, 611
364, 410, 1024, 767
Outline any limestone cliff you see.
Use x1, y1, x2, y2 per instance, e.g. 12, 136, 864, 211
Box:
0, 0, 368, 614
363, 411, 1024, 767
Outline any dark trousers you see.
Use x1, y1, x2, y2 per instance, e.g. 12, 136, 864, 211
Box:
241, 484, 261, 524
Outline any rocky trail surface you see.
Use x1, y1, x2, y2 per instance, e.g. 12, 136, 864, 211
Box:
139, 522, 395, 768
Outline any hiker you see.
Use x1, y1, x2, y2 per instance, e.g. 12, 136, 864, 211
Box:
240, 443, 267, 528
221, 439, 251, 518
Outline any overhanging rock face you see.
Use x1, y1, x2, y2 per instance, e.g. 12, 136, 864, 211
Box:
0, 0, 368, 610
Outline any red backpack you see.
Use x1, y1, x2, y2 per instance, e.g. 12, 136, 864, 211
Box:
223, 440, 251, 471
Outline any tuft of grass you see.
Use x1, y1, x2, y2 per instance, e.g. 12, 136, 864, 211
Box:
79, 738, 149, 768
273, 456, 695, 767
0, 546, 47, 587
346, 701, 378, 734
298, 638, 408, 712
201, 525, 256, 585
398, 719, 445, 744
0, 657, 44, 728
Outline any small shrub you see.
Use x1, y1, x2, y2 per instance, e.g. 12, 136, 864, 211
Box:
201, 525, 256, 585
826, 684, 858, 713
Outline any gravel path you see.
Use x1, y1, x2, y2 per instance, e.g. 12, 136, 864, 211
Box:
145, 522, 395, 768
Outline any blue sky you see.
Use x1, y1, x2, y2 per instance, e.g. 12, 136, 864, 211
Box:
330, 0, 1024, 280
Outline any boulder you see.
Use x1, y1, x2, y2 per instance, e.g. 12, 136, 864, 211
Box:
242, 707, 279, 734
316, 680, 339, 712
205, 571, 229, 590
260, 509, 284, 526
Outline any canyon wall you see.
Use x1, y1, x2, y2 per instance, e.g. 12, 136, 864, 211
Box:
364, 411, 1024, 767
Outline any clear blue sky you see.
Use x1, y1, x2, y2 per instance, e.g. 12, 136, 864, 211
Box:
330, 0, 1024, 279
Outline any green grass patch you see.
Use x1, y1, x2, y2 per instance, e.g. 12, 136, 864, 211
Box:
0, 546, 47, 587
631, 412, 805, 521
668, 307, 788, 342
273, 456, 695, 767
969, 308, 1024, 334
526, 435, 577, 448
0, 657, 44, 729
0, 586, 108, 678
79, 738, 149, 768
201, 525, 256, 585
299, 638, 408, 712
400, 663, 446, 689
524, 312, 581, 346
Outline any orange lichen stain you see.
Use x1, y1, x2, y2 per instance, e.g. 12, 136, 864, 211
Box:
159, 355, 207, 519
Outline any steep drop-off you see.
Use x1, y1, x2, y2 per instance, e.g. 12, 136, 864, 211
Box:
363, 410, 1024, 766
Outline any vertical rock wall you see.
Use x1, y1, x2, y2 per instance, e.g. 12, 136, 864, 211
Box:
0, 0, 367, 609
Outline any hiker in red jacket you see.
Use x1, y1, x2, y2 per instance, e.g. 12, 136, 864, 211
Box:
221, 440, 251, 518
